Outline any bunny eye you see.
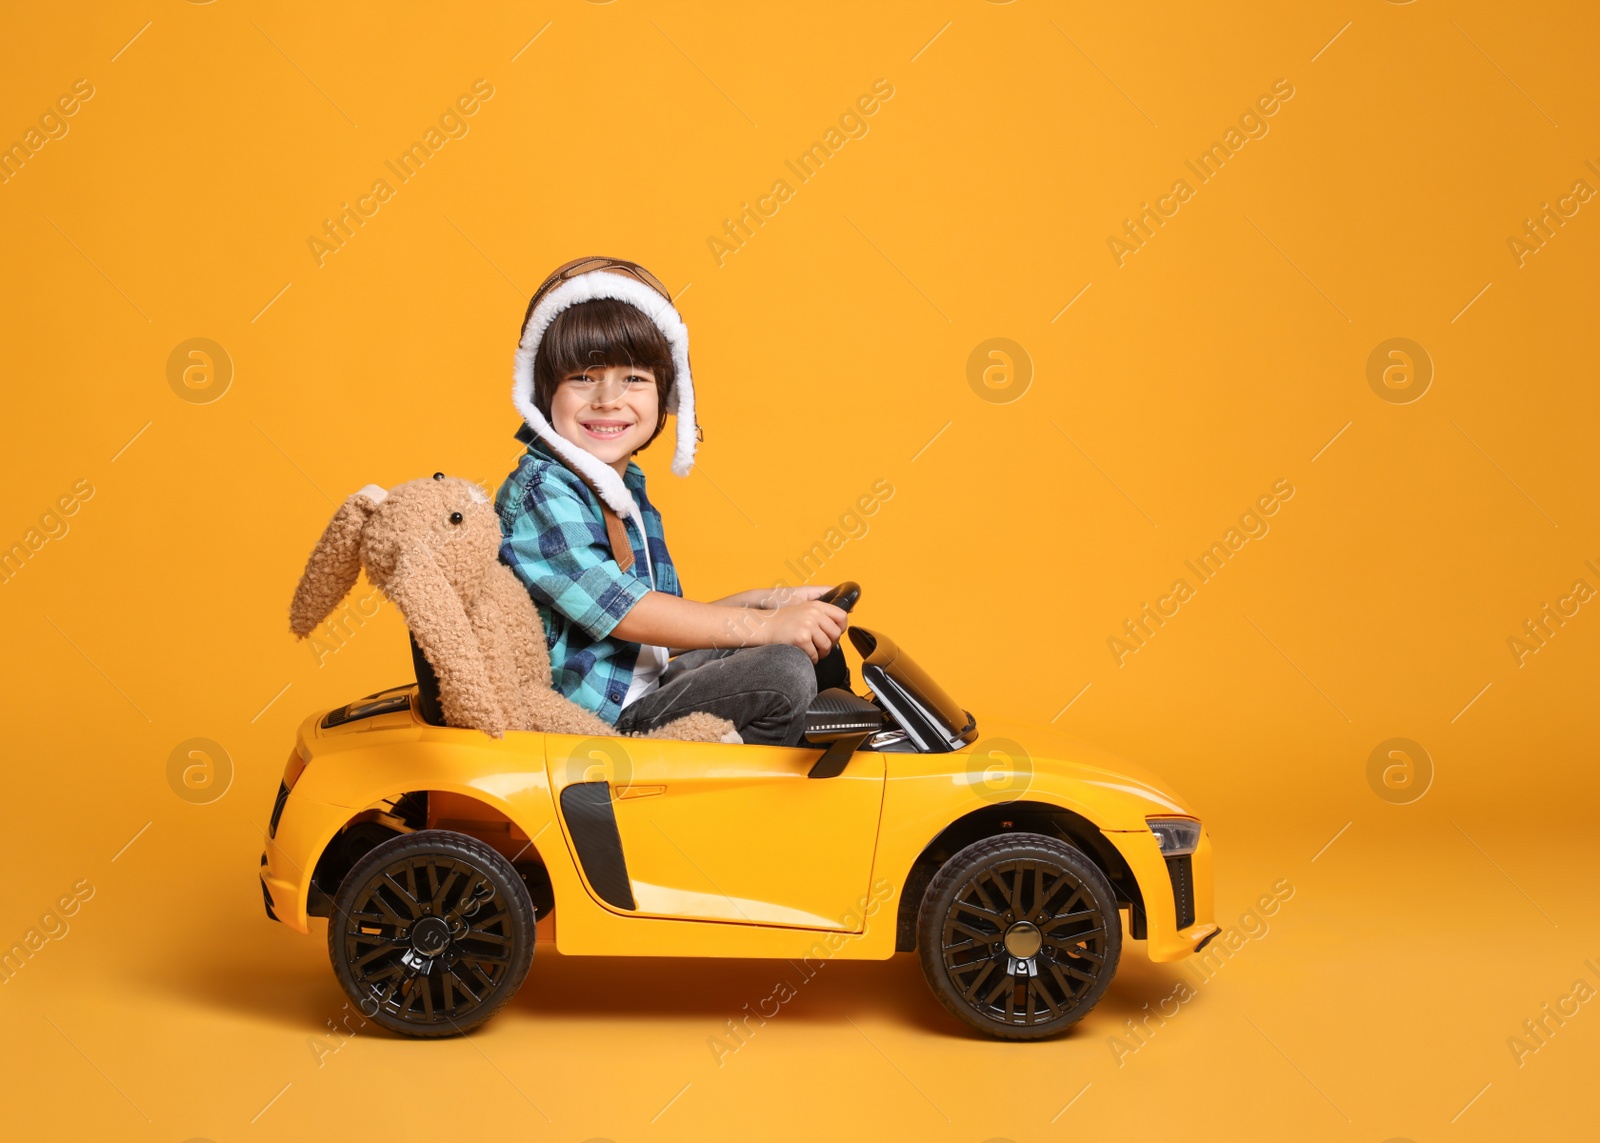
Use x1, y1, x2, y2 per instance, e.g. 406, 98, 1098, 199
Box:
433, 472, 445, 481
449, 511, 463, 525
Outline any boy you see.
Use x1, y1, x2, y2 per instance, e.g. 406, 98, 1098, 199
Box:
496, 257, 847, 746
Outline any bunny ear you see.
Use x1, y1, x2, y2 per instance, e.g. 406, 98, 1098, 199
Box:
288, 488, 384, 637
384, 546, 506, 736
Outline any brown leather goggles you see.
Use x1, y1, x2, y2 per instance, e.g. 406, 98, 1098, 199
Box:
520, 255, 673, 335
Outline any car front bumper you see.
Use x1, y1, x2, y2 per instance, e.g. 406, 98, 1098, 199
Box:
1106, 826, 1217, 962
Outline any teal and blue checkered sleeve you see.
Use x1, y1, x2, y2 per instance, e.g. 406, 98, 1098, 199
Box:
497, 465, 650, 642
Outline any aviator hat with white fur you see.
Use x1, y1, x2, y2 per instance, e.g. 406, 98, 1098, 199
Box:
512, 256, 701, 522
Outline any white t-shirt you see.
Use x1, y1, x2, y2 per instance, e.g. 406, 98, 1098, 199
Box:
620, 515, 670, 709
623, 642, 669, 707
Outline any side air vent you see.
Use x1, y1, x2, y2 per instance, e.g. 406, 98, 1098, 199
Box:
1166, 855, 1195, 930
559, 782, 636, 911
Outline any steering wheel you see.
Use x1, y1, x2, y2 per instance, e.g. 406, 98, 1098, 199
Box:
816, 581, 860, 613
812, 582, 858, 695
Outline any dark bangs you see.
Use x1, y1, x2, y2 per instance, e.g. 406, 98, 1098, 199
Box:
532, 298, 675, 444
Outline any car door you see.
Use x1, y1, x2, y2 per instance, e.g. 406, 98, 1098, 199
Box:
545, 733, 885, 932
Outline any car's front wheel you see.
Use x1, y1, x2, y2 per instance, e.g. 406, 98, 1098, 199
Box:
917, 833, 1121, 1040
327, 829, 535, 1037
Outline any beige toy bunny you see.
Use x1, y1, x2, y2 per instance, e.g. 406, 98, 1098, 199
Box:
288, 473, 736, 743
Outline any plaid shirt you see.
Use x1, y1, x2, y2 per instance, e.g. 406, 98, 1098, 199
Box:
495, 424, 682, 724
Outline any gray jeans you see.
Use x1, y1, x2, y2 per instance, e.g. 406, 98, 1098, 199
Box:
614, 644, 818, 746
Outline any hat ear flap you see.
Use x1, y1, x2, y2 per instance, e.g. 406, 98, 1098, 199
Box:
288, 488, 384, 637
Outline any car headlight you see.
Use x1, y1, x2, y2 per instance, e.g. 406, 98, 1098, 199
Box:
1147, 816, 1201, 856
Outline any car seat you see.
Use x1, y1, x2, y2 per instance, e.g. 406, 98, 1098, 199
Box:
410, 632, 449, 727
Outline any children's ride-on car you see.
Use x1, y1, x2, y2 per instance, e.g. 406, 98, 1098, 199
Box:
259, 583, 1217, 1040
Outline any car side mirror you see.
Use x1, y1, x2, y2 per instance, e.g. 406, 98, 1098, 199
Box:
804, 688, 885, 742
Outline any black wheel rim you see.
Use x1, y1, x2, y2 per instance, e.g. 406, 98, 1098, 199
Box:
939, 857, 1108, 1028
337, 853, 517, 1027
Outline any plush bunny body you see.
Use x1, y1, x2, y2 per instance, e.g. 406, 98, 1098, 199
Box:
289, 474, 735, 743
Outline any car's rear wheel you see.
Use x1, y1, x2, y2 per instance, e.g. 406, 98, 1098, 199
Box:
327, 829, 535, 1037
917, 833, 1121, 1040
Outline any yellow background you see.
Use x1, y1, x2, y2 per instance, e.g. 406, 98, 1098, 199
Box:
3, 1, 1597, 1139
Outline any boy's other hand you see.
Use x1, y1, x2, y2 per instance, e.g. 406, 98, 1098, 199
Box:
750, 599, 847, 662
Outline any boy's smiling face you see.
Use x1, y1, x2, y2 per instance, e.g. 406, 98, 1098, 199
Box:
549, 363, 661, 477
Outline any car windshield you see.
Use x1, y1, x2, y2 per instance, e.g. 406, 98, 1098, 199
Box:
851, 627, 977, 750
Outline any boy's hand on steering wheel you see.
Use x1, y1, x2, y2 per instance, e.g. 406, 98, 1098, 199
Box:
750, 599, 847, 662
757, 583, 835, 609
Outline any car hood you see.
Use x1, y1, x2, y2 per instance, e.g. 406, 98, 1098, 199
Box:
953, 717, 1198, 819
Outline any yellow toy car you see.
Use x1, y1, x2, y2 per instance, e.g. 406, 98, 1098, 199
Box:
260, 584, 1217, 1040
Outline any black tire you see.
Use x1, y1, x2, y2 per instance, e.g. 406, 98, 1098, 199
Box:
917, 832, 1121, 1040
327, 829, 535, 1038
